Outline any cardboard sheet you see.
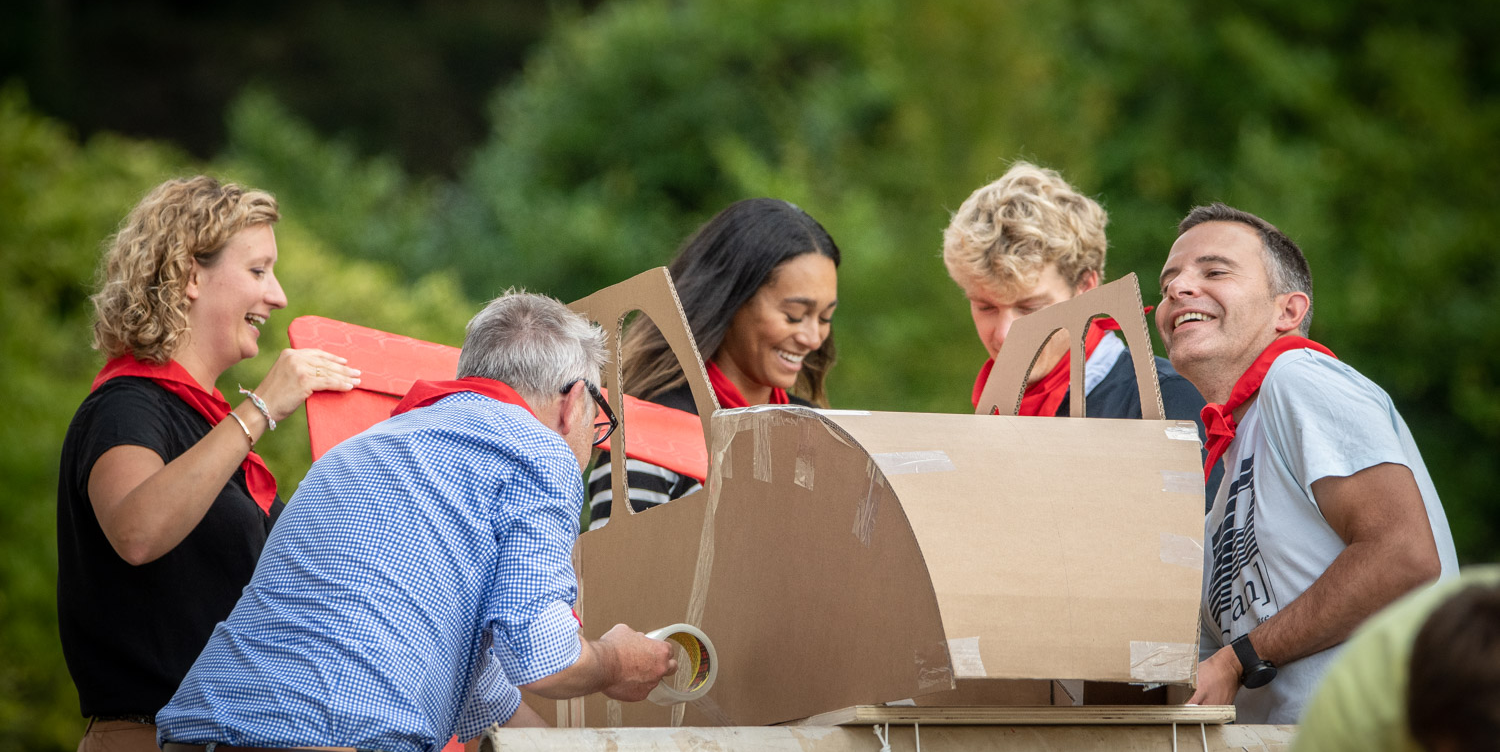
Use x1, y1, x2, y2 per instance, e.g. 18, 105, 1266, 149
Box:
565, 270, 1204, 726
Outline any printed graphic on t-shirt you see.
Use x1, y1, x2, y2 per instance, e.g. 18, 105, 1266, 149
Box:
1206, 456, 1281, 641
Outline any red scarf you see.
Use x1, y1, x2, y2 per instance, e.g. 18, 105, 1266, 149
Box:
1200, 336, 1337, 481
392, 376, 536, 418
970, 317, 1118, 416
92, 356, 278, 515
705, 361, 790, 409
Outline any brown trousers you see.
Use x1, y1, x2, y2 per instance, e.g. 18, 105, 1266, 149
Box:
77, 719, 160, 752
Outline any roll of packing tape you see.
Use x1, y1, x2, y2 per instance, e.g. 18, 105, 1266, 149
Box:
645, 623, 717, 705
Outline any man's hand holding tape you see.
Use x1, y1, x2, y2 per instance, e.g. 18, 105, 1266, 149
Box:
524, 623, 677, 703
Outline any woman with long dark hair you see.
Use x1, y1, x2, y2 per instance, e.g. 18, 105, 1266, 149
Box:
587, 198, 840, 528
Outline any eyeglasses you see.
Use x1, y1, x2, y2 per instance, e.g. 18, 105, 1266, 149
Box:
563, 379, 617, 446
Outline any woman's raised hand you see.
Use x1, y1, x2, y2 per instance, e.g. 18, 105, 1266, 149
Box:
251, 348, 361, 423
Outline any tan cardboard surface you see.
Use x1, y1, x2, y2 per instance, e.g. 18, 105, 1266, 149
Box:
819, 409, 1203, 683
564, 270, 1204, 727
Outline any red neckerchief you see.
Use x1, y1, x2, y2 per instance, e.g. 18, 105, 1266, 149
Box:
92, 355, 278, 515
392, 376, 537, 418
1200, 336, 1337, 481
705, 361, 789, 409
970, 317, 1117, 416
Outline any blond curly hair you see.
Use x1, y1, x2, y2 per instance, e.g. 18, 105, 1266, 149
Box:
92, 176, 279, 364
942, 161, 1108, 298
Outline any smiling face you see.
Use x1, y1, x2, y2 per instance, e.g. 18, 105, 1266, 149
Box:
180, 223, 287, 383
959, 263, 1098, 383
1156, 221, 1308, 400
713, 252, 838, 404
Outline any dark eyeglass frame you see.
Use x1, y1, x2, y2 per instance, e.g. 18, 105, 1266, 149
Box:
562, 379, 617, 446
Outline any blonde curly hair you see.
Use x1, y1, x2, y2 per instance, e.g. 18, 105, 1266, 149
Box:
942, 161, 1107, 298
92, 176, 279, 364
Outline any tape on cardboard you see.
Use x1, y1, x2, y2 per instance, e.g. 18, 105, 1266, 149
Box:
1129, 640, 1196, 683
914, 640, 956, 692
1160, 470, 1201, 495
1159, 532, 1204, 570
815, 409, 872, 416
947, 637, 987, 677
1164, 422, 1201, 442
646, 623, 719, 706
852, 461, 883, 546
794, 422, 816, 490
871, 450, 957, 476
752, 419, 773, 482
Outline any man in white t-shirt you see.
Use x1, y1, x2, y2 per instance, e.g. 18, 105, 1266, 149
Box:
1154, 202, 1458, 724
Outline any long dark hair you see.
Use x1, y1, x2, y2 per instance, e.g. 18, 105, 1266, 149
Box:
622, 198, 841, 406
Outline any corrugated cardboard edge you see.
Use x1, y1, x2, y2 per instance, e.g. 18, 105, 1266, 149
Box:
975, 274, 1165, 420
569, 267, 719, 524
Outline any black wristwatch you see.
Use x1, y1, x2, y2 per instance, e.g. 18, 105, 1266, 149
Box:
1231, 634, 1278, 689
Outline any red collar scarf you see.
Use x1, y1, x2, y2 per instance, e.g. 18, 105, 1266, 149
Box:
1200, 336, 1337, 481
970, 318, 1116, 416
705, 361, 789, 409
392, 376, 537, 418
92, 356, 278, 515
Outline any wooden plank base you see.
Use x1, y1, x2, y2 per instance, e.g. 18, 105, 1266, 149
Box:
787, 704, 1236, 727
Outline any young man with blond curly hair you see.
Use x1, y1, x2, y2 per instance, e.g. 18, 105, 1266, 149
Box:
943, 161, 1220, 503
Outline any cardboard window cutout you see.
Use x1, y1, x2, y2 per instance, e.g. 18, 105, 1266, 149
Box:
568, 267, 720, 519
974, 274, 1166, 420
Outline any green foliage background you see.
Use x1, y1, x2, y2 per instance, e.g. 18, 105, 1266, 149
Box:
3, 0, 1497, 748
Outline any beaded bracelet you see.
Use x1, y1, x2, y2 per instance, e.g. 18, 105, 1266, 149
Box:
237, 386, 277, 431
227, 411, 256, 449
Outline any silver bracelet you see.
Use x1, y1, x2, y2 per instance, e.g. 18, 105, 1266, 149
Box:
227, 411, 256, 449
237, 386, 277, 431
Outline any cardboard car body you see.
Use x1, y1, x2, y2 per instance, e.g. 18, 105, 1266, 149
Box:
291, 268, 1205, 728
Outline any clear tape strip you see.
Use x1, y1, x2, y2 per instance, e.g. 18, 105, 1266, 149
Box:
1129, 640, 1197, 682
1161, 470, 1201, 494
852, 460, 882, 546
793, 420, 816, 490
752, 419, 773, 482
1160, 532, 1204, 570
872, 450, 957, 476
947, 637, 987, 677
1165, 422, 1200, 442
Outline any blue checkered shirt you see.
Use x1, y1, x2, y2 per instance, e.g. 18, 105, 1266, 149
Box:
156, 392, 584, 752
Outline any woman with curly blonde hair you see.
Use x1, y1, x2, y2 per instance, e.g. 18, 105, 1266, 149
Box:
57, 176, 359, 752
943, 161, 1218, 500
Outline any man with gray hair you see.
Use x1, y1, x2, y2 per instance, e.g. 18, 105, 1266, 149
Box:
156, 292, 676, 752
1156, 204, 1456, 724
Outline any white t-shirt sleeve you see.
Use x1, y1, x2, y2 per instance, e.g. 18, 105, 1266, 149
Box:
1258, 351, 1410, 506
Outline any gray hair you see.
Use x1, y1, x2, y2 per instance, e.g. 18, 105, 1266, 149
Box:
456, 290, 608, 406
1178, 203, 1314, 336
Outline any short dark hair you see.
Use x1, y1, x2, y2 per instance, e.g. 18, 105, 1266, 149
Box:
1407, 580, 1500, 750
1178, 203, 1314, 336
622, 198, 841, 405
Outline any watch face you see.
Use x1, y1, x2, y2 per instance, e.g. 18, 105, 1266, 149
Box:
1242, 664, 1277, 689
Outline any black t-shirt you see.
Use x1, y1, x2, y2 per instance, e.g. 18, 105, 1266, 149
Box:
56, 377, 283, 718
